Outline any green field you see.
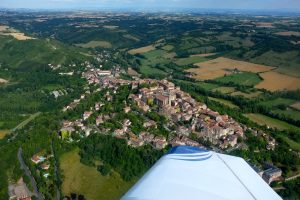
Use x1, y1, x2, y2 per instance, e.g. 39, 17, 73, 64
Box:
212, 86, 236, 94
60, 149, 135, 200
175, 56, 208, 66
209, 97, 239, 109
161, 44, 174, 51
139, 65, 166, 76
273, 109, 300, 122
259, 98, 296, 108
76, 40, 112, 48
214, 72, 262, 86
231, 91, 262, 99
244, 113, 300, 131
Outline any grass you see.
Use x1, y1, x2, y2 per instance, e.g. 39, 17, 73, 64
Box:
259, 98, 295, 108
76, 40, 112, 48
0, 129, 10, 139
209, 97, 239, 109
175, 56, 207, 66
272, 109, 300, 122
279, 135, 300, 151
139, 65, 166, 76
60, 149, 135, 200
244, 113, 300, 131
214, 72, 262, 86
231, 91, 262, 99
143, 49, 166, 59
161, 44, 174, 51
212, 86, 236, 94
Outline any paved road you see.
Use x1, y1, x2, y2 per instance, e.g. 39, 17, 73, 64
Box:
18, 147, 44, 200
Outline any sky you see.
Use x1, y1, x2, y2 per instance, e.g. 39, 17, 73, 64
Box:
1, 0, 300, 12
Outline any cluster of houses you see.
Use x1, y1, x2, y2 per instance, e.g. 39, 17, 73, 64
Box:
129, 79, 244, 149
31, 154, 51, 178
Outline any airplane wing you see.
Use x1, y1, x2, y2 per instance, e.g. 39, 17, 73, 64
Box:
121, 146, 282, 200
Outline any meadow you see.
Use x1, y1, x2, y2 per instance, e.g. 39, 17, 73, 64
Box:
215, 72, 262, 87
60, 149, 135, 200
244, 113, 300, 131
208, 97, 239, 109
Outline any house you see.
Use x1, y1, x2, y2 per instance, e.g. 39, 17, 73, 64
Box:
114, 129, 125, 137
124, 106, 131, 113
41, 163, 50, 170
153, 136, 167, 149
96, 116, 104, 126
155, 94, 169, 108
98, 70, 111, 76
263, 167, 282, 184
143, 120, 157, 128
31, 155, 45, 164
83, 111, 93, 120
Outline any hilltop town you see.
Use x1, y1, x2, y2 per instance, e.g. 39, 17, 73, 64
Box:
57, 59, 281, 185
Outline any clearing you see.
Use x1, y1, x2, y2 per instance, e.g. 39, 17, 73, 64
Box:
60, 149, 134, 200
186, 57, 274, 80
244, 113, 300, 131
76, 40, 112, 48
255, 71, 300, 91
128, 45, 156, 54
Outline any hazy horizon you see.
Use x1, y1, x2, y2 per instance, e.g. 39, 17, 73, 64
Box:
1, 0, 300, 12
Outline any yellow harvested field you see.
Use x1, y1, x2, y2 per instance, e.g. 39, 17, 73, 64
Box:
0, 78, 8, 83
290, 102, 300, 111
190, 53, 217, 57
276, 31, 300, 36
0, 130, 10, 139
256, 71, 300, 91
1, 32, 35, 40
128, 45, 156, 54
186, 57, 274, 80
